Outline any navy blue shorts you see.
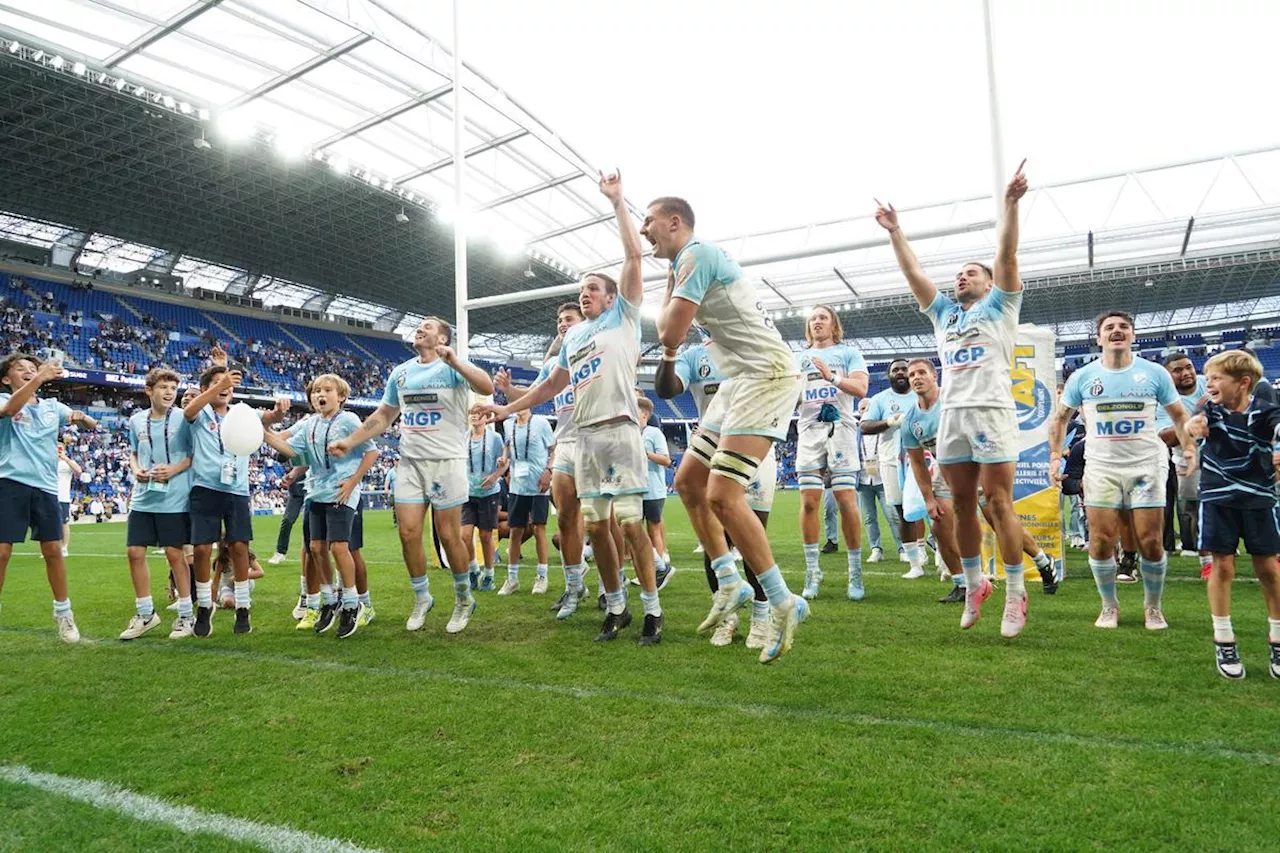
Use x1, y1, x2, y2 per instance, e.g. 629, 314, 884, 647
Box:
1199, 501, 1280, 556
0, 478, 63, 544
463, 493, 501, 531
60, 502, 70, 524
127, 511, 190, 548
189, 486, 253, 545
308, 503, 356, 544
509, 494, 550, 528
643, 498, 665, 524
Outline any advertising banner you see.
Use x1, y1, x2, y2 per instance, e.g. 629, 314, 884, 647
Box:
981, 324, 1062, 580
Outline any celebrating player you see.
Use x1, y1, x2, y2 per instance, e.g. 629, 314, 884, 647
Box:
1051, 312, 1197, 631
330, 318, 494, 634
876, 163, 1034, 637
650, 194, 808, 664
474, 171, 664, 644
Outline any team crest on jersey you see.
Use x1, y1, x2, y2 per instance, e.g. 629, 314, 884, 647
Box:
39, 410, 55, 427
396, 372, 406, 388
945, 312, 959, 328
912, 423, 925, 439
698, 363, 712, 378
1133, 372, 1150, 385
1089, 378, 1105, 396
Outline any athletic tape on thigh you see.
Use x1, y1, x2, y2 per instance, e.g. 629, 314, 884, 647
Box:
711, 449, 761, 488
797, 473, 824, 491
830, 473, 858, 492
613, 494, 643, 525
689, 432, 719, 469
580, 496, 613, 524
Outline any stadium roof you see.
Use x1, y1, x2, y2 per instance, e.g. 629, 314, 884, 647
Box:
1, 1, 1279, 360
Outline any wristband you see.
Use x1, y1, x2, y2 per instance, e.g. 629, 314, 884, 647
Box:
661, 351, 678, 362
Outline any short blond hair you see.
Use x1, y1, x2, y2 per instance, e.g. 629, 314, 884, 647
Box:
1204, 350, 1263, 389
311, 373, 351, 400
637, 395, 653, 416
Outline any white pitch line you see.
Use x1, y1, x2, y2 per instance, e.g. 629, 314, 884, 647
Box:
0, 764, 383, 853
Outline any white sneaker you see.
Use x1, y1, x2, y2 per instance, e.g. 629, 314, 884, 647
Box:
1095, 605, 1119, 629
291, 595, 307, 620
406, 595, 435, 631
745, 613, 770, 650
60, 545, 69, 558
55, 612, 80, 643
169, 616, 194, 639
119, 612, 161, 641
498, 577, 519, 596
697, 581, 751, 633
531, 575, 548, 595
693, 543, 704, 554
165, 600, 180, 612
1179, 549, 1197, 558
445, 598, 476, 634
1144, 607, 1168, 631
268, 552, 287, 565
897, 548, 908, 563
937, 562, 951, 582
867, 547, 884, 564
901, 566, 926, 580
710, 612, 738, 647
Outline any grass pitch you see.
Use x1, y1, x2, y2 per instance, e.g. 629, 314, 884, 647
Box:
2, 491, 1279, 852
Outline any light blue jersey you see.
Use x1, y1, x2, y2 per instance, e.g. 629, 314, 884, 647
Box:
505, 414, 555, 496
382, 356, 470, 461
673, 343, 728, 422
0, 394, 72, 494
383, 467, 397, 492
1063, 359, 1179, 467
643, 424, 670, 500
557, 293, 642, 427
537, 363, 579, 444
924, 287, 1021, 410
187, 406, 251, 496
127, 408, 193, 514
796, 345, 868, 428
467, 428, 505, 498
900, 397, 943, 456
863, 387, 918, 464
1157, 374, 1208, 429
286, 411, 372, 509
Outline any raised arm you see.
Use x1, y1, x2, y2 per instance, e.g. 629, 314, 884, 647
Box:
1, 359, 65, 418
874, 202, 938, 311
495, 368, 529, 403
600, 170, 644, 306
183, 370, 239, 421
439, 347, 495, 396
261, 428, 297, 459
994, 161, 1028, 294
60, 447, 83, 476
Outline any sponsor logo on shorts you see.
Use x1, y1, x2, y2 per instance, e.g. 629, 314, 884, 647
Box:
974, 432, 996, 454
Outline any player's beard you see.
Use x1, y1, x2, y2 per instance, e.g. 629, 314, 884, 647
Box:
890, 378, 910, 393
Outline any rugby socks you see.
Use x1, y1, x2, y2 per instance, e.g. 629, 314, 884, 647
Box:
320, 583, 336, 606
177, 596, 193, 619
452, 572, 472, 601
752, 599, 770, 622
1212, 615, 1234, 643
536, 563, 548, 579
960, 556, 984, 593
467, 559, 479, 577
1269, 617, 1280, 644
605, 589, 627, 616
1140, 557, 1167, 609
757, 566, 792, 608
410, 574, 430, 601
195, 580, 213, 609
298, 575, 307, 596
640, 590, 662, 617
53, 599, 71, 618
342, 586, 359, 610
904, 540, 925, 571
306, 592, 321, 610
507, 563, 519, 583
802, 543, 820, 574
1089, 557, 1119, 609
847, 548, 863, 580
233, 580, 251, 610
565, 562, 585, 591
359, 591, 372, 609
712, 553, 741, 587
1004, 563, 1026, 597
136, 596, 154, 619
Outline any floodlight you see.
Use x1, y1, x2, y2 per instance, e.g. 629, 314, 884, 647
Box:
197, 108, 210, 121
215, 111, 252, 142
162, 95, 175, 109
114, 77, 127, 91
31, 50, 43, 61
193, 132, 211, 151
855, 302, 863, 309
7, 42, 19, 54
395, 208, 409, 224
178, 101, 192, 114
133, 85, 146, 97
328, 156, 349, 175
72, 62, 86, 76
49, 56, 64, 69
